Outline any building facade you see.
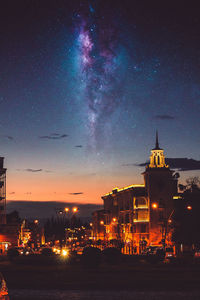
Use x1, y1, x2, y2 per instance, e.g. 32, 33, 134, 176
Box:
93, 134, 178, 253
0, 157, 6, 225
0, 157, 21, 253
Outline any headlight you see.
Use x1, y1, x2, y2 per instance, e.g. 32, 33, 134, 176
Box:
61, 249, 68, 257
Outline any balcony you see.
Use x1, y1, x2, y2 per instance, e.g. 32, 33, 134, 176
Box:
133, 210, 149, 223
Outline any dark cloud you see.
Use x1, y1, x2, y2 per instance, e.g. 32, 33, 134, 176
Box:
25, 169, 42, 172
121, 163, 135, 167
69, 192, 84, 195
16, 169, 52, 173
25, 192, 32, 195
166, 158, 200, 171
136, 158, 200, 171
9, 192, 15, 195
39, 133, 68, 140
153, 115, 175, 120
4, 135, 14, 140
50, 133, 61, 136
75, 145, 83, 148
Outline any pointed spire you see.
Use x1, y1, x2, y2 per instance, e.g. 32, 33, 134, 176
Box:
155, 130, 159, 149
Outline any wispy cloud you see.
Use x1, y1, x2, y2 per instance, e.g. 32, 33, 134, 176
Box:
39, 133, 68, 140
75, 145, 83, 148
9, 192, 15, 195
69, 192, 84, 195
25, 169, 43, 172
16, 169, 52, 173
153, 114, 175, 120
25, 192, 32, 195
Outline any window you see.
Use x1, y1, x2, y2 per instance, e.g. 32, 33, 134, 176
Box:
141, 224, 147, 233
125, 213, 129, 224
134, 197, 147, 208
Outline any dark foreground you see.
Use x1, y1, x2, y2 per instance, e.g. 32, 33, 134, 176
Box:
1, 256, 200, 299
8, 290, 200, 300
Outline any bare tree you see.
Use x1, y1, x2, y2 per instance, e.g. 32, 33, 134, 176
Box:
186, 176, 200, 189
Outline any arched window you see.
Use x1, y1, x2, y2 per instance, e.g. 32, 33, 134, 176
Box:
134, 197, 147, 208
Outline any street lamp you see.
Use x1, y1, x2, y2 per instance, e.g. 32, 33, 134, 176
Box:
152, 203, 158, 209
187, 205, 192, 210
65, 207, 69, 213
72, 207, 78, 213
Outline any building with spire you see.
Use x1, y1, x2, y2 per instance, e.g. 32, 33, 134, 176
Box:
92, 134, 178, 253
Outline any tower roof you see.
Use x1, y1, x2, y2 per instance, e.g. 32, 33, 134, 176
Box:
152, 131, 162, 150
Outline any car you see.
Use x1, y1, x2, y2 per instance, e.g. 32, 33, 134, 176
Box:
165, 247, 174, 258
194, 250, 200, 258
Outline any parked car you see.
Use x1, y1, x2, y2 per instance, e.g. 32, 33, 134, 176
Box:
165, 247, 174, 258
194, 250, 200, 258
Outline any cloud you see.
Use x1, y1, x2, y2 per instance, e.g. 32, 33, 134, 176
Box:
25, 169, 42, 172
9, 192, 15, 195
136, 158, 200, 171
121, 163, 135, 167
153, 115, 175, 120
4, 135, 14, 140
25, 192, 32, 195
69, 192, 84, 195
16, 169, 52, 173
166, 158, 200, 171
75, 145, 83, 148
39, 133, 68, 140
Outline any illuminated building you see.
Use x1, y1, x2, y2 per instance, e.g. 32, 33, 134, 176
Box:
0, 158, 21, 253
93, 133, 178, 253
0, 157, 6, 225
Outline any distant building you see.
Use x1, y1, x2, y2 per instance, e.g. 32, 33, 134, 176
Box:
0, 157, 21, 253
93, 133, 178, 253
0, 157, 6, 225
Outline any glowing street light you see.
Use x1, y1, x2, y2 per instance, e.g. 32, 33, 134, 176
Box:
152, 203, 158, 209
100, 220, 104, 225
61, 249, 68, 257
187, 205, 192, 210
72, 207, 78, 213
65, 207, 69, 212
112, 218, 117, 222
34, 219, 39, 224
90, 223, 93, 227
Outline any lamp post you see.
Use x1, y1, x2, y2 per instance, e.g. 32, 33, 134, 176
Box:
162, 209, 175, 250
56, 207, 79, 248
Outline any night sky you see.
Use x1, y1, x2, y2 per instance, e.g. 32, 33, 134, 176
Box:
1, 1, 200, 204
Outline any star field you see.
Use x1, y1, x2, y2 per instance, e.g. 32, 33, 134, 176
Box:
0, 1, 200, 203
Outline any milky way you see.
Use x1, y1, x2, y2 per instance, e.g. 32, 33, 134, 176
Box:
74, 2, 126, 150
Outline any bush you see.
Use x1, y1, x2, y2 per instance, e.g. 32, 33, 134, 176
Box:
41, 247, 54, 256
7, 247, 19, 261
102, 247, 122, 265
81, 246, 101, 268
